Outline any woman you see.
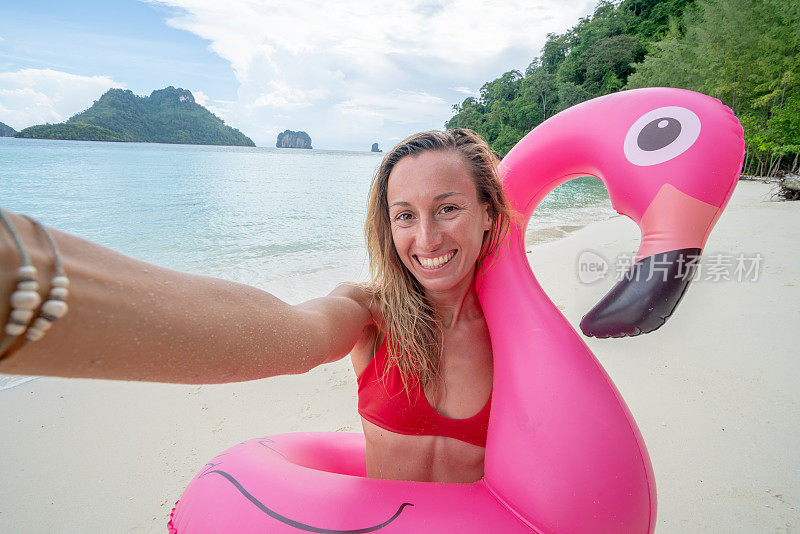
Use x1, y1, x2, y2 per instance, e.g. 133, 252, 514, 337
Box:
0, 128, 514, 483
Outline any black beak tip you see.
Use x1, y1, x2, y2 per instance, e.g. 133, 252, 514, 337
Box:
580, 313, 645, 338
580, 248, 701, 339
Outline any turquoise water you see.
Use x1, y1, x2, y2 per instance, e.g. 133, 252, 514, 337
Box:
0, 137, 613, 389
2, 138, 380, 291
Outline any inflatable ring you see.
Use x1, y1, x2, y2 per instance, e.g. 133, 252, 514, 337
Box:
169, 88, 744, 533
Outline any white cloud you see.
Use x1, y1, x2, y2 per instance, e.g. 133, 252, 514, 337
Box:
145, 0, 597, 149
451, 86, 476, 96
337, 90, 449, 126
0, 68, 125, 130
192, 89, 211, 107
191, 89, 234, 122
0, 2, 595, 147
252, 81, 328, 110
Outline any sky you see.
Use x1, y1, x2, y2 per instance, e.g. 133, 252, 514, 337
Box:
0, 0, 597, 150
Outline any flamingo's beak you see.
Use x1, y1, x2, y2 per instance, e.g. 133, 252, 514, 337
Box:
579, 247, 700, 337
580, 183, 723, 338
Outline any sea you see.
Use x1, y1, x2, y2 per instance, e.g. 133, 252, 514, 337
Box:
0, 137, 614, 390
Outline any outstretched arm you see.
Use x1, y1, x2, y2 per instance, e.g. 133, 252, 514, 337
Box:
0, 210, 374, 384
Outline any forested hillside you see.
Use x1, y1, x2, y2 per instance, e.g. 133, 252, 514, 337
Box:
17, 87, 255, 147
16, 122, 124, 142
626, 0, 798, 176
446, 0, 799, 176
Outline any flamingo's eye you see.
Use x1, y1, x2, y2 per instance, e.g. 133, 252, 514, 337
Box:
638, 117, 681, 150
623, 106, 700, 166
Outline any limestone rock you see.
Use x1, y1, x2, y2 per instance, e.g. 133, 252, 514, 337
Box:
0, 121, 16, 137
276, 130, 312, 149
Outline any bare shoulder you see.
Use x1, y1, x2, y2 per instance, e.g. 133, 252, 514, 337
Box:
329, 283, 383, 328
329, 282, 371, 308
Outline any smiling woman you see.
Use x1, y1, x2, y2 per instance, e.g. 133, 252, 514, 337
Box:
387, 153, 492, 290
354, 129, 516, 482
362, 130, 513, 396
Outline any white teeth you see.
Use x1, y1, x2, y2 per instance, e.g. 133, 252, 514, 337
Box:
417, 251, 455, 269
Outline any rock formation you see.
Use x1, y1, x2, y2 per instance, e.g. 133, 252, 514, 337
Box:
371, 143, 382, 152
276, 130, 312, 149
0, 121, 16, 137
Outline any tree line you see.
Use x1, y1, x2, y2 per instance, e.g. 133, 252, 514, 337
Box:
446, 0, 799, 177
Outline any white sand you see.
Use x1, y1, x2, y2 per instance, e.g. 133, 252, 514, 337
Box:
1, 181, 797, 533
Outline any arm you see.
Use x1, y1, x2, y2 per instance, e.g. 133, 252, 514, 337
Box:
0, 210, 374, 384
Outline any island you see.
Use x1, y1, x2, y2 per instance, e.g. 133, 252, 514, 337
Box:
0, 121, 16, 137
14, 87, 255, 147
276, 130, 312, 149
371, 143, 382, 153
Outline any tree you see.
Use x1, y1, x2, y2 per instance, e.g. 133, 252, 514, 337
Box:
626, 0, 800, 175
445, 0, 699, 157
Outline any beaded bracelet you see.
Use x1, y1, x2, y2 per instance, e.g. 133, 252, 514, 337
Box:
0, 210, 69, 361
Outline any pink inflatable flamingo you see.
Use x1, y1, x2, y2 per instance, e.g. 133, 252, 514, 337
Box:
168, 88, 745, 533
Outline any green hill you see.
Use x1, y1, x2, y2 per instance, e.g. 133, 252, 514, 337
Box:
16, 87, 255, 147
16, 122, 124, 141
0, 121, 16, 137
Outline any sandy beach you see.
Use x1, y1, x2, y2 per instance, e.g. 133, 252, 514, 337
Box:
1, 180, 797, 533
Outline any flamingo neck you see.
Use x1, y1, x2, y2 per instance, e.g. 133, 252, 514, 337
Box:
500, 119, 604, 219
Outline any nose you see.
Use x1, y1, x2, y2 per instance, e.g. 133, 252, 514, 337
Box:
417, 216, 442, 252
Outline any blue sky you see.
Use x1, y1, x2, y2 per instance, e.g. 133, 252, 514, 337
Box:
1, 1, 236, 98
0, 0, 596, 150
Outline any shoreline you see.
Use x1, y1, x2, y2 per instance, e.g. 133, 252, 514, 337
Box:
0, 135, 391, 154
1, 181, 797, 532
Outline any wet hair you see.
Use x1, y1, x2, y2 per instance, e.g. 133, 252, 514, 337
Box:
362, 128, 516, 392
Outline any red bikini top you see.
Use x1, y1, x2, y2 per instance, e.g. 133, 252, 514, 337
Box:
357, 335, 492, 448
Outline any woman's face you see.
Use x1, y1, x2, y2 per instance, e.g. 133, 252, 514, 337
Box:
386, 150, 491, 296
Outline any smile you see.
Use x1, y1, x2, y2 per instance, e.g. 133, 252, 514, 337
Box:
415, 250, 456, 270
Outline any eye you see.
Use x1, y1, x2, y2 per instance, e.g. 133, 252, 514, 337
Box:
623, 106, 701, 166
440, 205, 457, 214
394, 212, 413, 222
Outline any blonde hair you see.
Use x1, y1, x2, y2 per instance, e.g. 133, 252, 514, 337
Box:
363, 129, 516, 393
